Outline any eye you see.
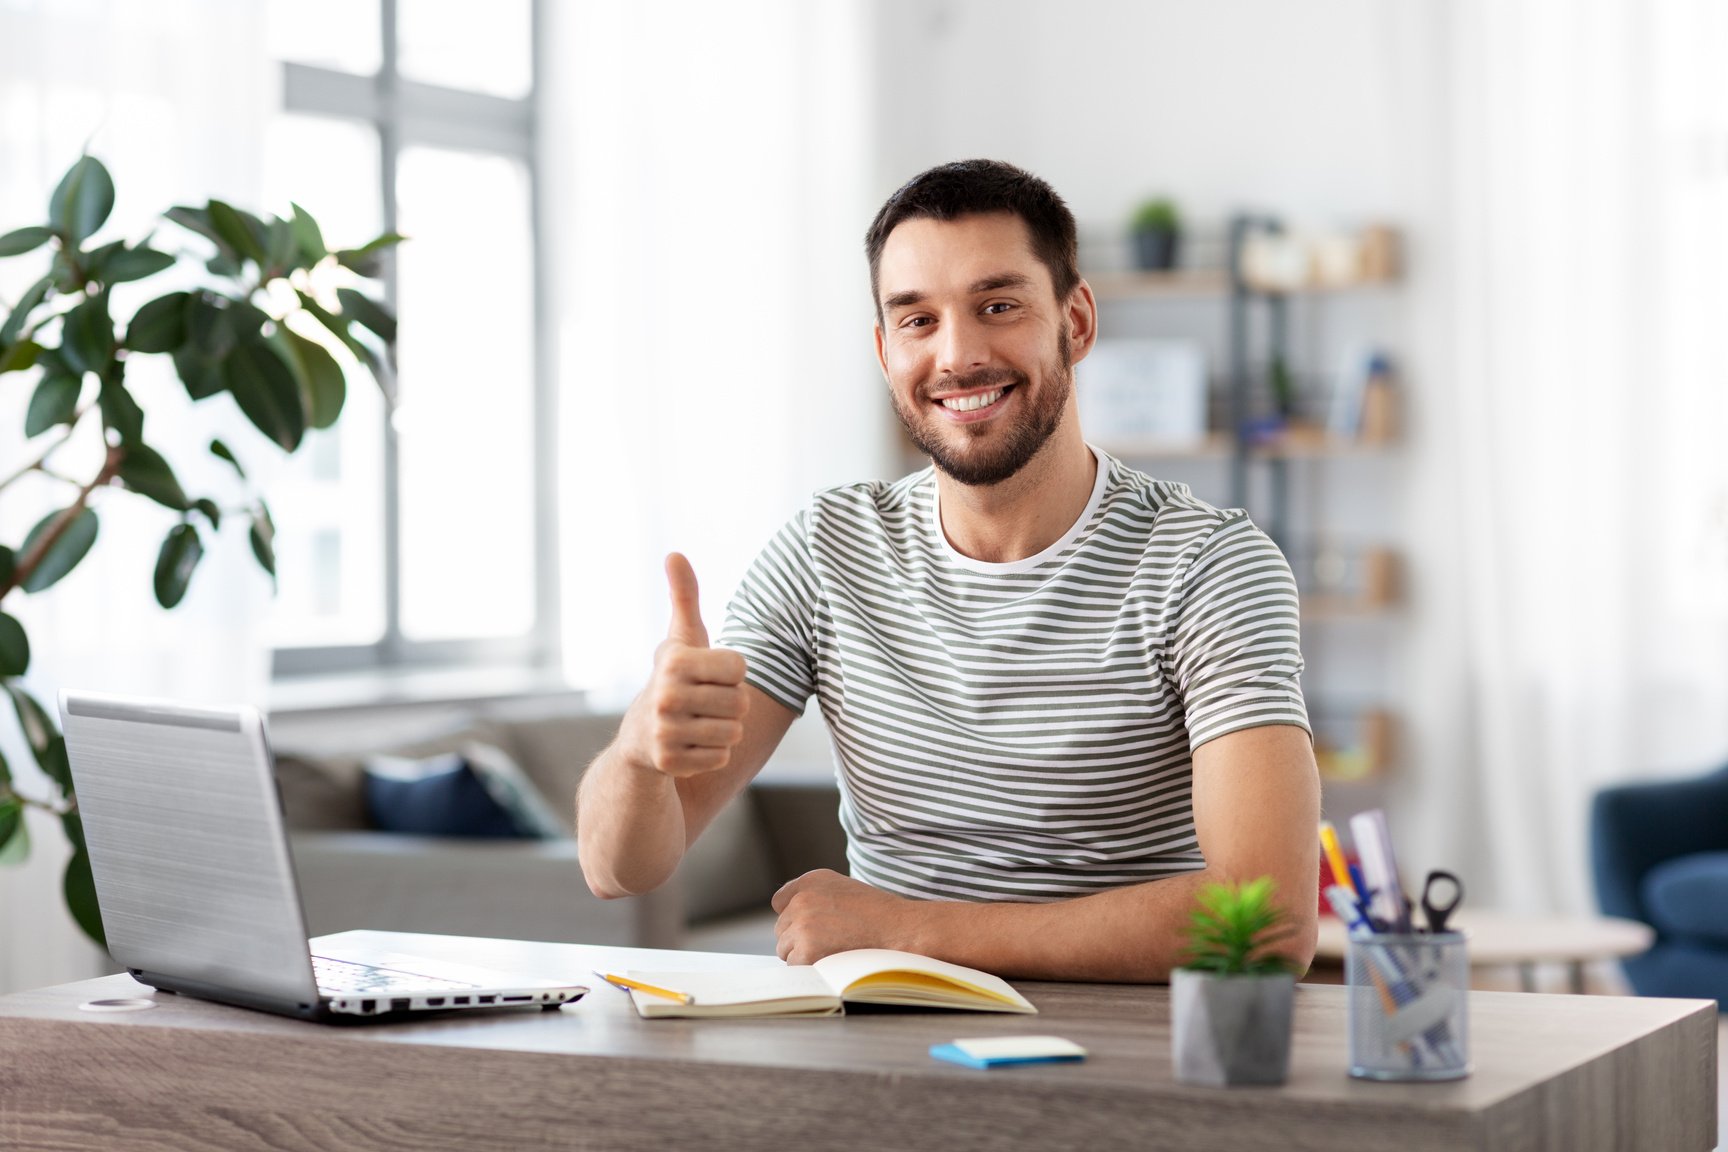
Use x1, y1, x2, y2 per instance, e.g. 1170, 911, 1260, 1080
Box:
982, 301, 1015, 315
900, 315, 934, 329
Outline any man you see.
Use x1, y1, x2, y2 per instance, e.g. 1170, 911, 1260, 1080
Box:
578, 159, 1320, 981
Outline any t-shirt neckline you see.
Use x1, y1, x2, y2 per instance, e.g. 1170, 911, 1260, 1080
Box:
929, 444, 1111, 574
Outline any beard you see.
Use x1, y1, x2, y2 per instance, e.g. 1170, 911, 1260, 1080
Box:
891, 330, 1073, 488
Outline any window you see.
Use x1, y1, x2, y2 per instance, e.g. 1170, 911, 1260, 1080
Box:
263, 0, 556, 676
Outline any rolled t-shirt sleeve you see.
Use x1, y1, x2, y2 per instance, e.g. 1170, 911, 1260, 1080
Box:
1167, 514, 1310, 751
718, 512, 820, 716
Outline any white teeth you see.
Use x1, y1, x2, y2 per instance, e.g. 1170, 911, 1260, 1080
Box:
941, 388, 1004, 412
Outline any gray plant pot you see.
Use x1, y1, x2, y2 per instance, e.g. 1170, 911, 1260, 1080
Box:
1171, 967, 1295, 1086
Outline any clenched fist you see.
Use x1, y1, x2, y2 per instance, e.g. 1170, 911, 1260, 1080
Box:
621, 553, 750, 779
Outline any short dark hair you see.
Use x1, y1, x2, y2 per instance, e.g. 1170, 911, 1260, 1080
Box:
864, 159, 1080, 322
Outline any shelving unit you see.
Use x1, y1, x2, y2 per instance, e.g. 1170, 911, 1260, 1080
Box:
1088, 213, 1403, 796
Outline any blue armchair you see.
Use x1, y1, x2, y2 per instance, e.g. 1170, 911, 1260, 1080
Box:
1591, 763, 1728, 1007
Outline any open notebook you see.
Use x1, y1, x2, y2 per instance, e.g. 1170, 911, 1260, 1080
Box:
625, 948, 1037, 1019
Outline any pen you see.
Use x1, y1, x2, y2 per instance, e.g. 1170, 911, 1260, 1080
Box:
593, 971, 696, 1005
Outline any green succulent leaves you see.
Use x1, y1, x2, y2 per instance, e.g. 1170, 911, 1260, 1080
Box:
1181, 876, 1296, 977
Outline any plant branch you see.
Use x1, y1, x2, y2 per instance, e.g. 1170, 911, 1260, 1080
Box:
0, 403, 93, 497
0, 440, 121, 600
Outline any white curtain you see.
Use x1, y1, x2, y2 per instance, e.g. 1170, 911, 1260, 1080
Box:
1399, 0, 1728, 912
542, 0, 892, 703
0, 0, 274, 995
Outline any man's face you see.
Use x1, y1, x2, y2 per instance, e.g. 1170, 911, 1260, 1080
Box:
874, 213, 1077, 487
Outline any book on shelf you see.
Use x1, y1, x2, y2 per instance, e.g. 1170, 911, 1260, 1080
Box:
624, 948, 1037, 1019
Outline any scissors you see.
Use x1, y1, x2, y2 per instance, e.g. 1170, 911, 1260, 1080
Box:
1418, 869, 1465, 934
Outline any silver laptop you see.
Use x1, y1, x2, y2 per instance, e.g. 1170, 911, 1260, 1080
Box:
59, 689, 588, 1022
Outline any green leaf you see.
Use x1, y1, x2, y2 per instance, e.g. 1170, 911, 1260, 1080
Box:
0, 339, 41, 375
99, 245, 176, 285
1, 276, 51, 345
224, 298, 271, 345
334, 231, 407, 278
209, 438, 246, 480
98, 378, 145, 444
187, 292, 236, 358
153, 522, 203, 609
192, 497, 222, 530
207, 200, 266, 264
164, 205, 233, 255
60, 291, 114, 376
125, 290, 190, 353
0, 745, 9, 789
206, 252, 242, 278
18, 506, 99, 593
250, 501, 276, 583
24, 373, 80, 437
224, 339, 306, 451
0, 227, 53, 258
0, 546, 13, 588
172, 348, 225, 401
289, 203, 327, 263
6, 682, 69, 792
265, 216, 297, 274
0, 799, 28, 867
335, 287, 397, 345
273, 328, 345, 429
49, 156, 115, 246
0, 611, 28, 675
117, 444, 189, 510
64, 845, 105, 947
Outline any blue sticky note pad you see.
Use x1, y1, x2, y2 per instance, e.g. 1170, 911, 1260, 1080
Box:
930, 1036, 1087, 1069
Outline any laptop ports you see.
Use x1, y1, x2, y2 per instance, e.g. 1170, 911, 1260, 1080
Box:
426, 997, 445, 1007
454, 996, 470, 1005
478, 995, 495, 1004
361, 999, 376, 1014
390, 998, 410, 1012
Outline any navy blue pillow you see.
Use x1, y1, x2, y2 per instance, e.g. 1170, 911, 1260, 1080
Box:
363, 752, 527, 839
1640, 851, 1728, 946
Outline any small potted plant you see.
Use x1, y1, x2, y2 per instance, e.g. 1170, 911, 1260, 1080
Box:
1129, 197, 1181, 271
1171, 876, 1298, 1086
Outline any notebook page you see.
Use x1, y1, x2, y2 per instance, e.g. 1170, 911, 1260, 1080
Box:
624, 965, 835, 1007
811, 949, 1032, 1009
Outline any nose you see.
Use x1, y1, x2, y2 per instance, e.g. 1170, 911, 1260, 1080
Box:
932, 313, 990, 379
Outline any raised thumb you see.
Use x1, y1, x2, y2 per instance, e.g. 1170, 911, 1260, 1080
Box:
664, 552, 709, 648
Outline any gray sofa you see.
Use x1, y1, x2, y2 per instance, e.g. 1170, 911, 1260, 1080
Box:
267, 698, 846, 955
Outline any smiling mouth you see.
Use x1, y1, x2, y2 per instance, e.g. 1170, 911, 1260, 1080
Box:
935, 384, 1015, 413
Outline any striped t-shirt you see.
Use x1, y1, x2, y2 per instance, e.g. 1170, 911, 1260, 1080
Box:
718, 445, 1309, 903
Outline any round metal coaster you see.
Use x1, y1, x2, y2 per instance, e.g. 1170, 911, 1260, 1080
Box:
79, 997, 157, 1012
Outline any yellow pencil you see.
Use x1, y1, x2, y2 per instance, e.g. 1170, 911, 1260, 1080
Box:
1319, 822, 1355, 897
594, 971, 696, 1005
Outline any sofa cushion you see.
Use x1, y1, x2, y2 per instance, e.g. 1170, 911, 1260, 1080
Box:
364, 751, 531, 839
274, 718, 515, 831
1641, 851, 1728, 945
486, 710, 624, 833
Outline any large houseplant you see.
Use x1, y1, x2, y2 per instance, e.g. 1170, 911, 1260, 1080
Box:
1170, 876, 1299, 1086
0, 155, 401, 947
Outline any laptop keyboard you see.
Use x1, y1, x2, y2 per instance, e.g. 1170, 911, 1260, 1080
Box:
312, 955, 479, 995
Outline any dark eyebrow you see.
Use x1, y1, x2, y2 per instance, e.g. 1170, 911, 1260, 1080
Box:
880, 272, 1035, 315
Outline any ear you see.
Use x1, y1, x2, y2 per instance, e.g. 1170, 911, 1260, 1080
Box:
873, 321, 890, 382
1064, 279, 1100, 366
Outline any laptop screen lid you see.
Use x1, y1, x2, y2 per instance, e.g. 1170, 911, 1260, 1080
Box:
59, 690, 320, 1008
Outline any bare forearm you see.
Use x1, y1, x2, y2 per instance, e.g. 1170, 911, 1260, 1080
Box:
575, 712, 686, 899
903, 869, 1319, 983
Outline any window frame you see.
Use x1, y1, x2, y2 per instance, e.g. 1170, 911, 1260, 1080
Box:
269, 0, 559, 679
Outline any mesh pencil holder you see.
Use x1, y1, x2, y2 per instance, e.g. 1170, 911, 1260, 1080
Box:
1346, 931, 1471, 1081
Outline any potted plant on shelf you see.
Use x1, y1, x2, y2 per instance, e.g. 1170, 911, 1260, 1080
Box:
1129, 197, 1181, 271
0, 154, 402, 946
1171, 876, 1298, 1086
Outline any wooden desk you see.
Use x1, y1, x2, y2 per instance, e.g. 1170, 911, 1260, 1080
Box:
0, 931, 1715, 1152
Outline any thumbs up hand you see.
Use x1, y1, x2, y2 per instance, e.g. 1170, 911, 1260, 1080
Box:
623, 553, 751, 779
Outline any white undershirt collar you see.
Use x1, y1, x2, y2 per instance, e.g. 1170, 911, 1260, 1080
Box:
930, 444, 1110, 574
